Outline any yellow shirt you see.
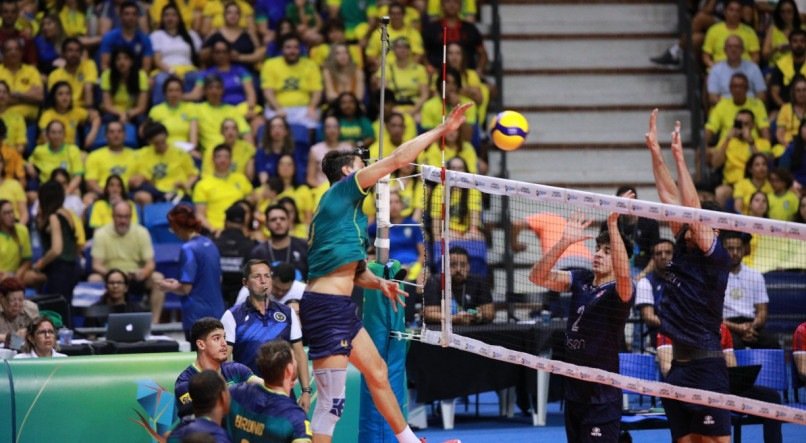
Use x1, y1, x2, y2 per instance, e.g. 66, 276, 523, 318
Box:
193, 172, 253, 230
0, 145, 25, 181
767, 190, 800, 221
59, 7, 86, 37
309, 43, 364, 69
201, 139, 256, 177
378, 61, 428, 106
702, 22, 760, 63
84, 147, 138, 186
202, 0, 254, 30
260, 56, 323, 108
768, 25, 791, 66
38, 107, 88, 146
705, 97, 769, 142
428, 185, 482, 233
195, 102, 250, 151
148, 101, 198, 150
88, 200, 139, 229
100, 69, 149, 109
421, 95, 477, 130
0, 110, 26, 148
374, 5, 420, 28
0, 178, 25, 220
29, 143, 84, 180
91, 223, 154, 273
134, 146, 198, 193
418, 142, 478, 174
365, 26, 424, 59
150, 0, 204, 29
372, 113, 417, 148
775, 103, 802, 146
0, 64, 43, 120
362, 178, 425, 218
721, 137, 773, 185
427, 0, 477, 20
0, 223, 31, 272
47, 60, 98, 107
733, 178, 773, 214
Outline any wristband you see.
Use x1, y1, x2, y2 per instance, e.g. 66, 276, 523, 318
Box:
301, 387, 312, 394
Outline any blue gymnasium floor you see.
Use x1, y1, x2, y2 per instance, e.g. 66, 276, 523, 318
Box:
416, 392, 806, 443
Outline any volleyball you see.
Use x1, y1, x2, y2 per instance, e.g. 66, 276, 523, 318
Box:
490, 110, 529, 151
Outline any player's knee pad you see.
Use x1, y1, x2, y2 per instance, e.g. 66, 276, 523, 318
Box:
311, 368, 347, 436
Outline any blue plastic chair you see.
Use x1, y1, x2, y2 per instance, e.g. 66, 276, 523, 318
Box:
153, 243, 182, 280
142, 202, 182, 244
734, 349, 787, 393
763, 271, 806, 334
619, 353, 657, 404
89, 122, 139, 151
432, 239, 488, 277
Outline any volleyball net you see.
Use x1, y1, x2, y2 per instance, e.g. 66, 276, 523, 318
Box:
406, 164, 806, 426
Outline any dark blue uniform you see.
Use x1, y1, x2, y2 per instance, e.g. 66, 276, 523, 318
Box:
168, 416, 231, 443
221, 300, 298, 373
564, 270, 632, 443
226, 383, 312, 442
175, 362, 255, 418
658, 236, 732, 440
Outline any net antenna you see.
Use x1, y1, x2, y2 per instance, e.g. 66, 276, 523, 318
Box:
375, 15, 392, 265
439, 24, 452, 347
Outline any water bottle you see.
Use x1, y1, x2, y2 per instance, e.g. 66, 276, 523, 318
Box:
540, 310, 551, 326
58, 328, 73, 346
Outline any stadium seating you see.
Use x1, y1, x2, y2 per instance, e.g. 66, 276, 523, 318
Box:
734, 349, 788, 395
142, 202, 181, 244
763, 271, 806, 334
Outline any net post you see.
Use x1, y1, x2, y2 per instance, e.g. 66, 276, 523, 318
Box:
376, 15, 391, 265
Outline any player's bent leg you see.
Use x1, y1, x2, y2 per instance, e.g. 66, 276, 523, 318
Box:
311, 356, 349, 443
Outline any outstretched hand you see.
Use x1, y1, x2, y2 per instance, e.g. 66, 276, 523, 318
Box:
645, 108, 661, 155
443, 103, 473, 133
379, 278, 407, 312
671, 120, 684, 162
561, 213, 593, 245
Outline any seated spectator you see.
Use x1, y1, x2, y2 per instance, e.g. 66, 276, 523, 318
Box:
795, 321, 806, 383
202, 1, 263, 68
422, 0, 487, 73
149, 0, 200, 31
90, 202, 164, 323
375, 0, 421, 29
308, 19, 363, 69
370, 112, 408, 160
763, 0, 801, 67
13, 316, 66, 358
0, 0, 36, 65
368, 190, 425, 281
264, 18, 308, 59
213, 203, 256, 306
278, 196, 308, 241
285, 0, 323, 46
255, 116, 294, 186
0, 199, 37, 287
130, 122, 198, 205
707, 35, 766, 106
194, 74, 253, 156
0, 155, 26, 224
426, 0, 476, 22
705, 73, 770, 147
734, 153, 773, 214
420, 67, 476, 140
701, 0, 760, 70
778, 119, 806, 187
193, 144, 253, 233
203, 118, 256, 180
427, 156, 483, 240
39, 81, 100, 149
752, 192, 806, 272
371, 90, 417, 146
373, 37, 429, 121
27, 121, 83, 189
250, 204, 308, 280
635, 239, 673, 348
169, 370, 232, 442
149, 3, 201, 103
200, 0, 255, 39
97, 0, 150, 37
98, 0, 153, 71
147, 76, 198, 152
0, 81, 26, 152
59, 0, 90, 39
327, 0, 375, 42
418, 127, 478, 173
47, 38, 97, 109
87, 174, 139, 230
174, 317, 258, 417
423, 245, 493, 325
84, 121, 136, 198
33, 181, 81, 303
365, 2, 423, 71
329, 92, 374, 145
84, 269, 146, 327
224, 340, 313, 442
0, 38, 43, 121
307, 115, 352, 190
770, 29, 806, 110
447, 41, 489, 124
0, 277, 37, 344
260, 34, 322, 129
274, 154, 313, 228
48, 168, 86, 224
322, 42, 365, 103
720, 231, 778, 349
99, 47, 149, 125
767, 168, 800, 221
34, 14, 66, 76
190, 39, 260, 122
776, 75, 806, 147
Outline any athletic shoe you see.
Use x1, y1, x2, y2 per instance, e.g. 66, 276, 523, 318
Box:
650, 48, 680, 66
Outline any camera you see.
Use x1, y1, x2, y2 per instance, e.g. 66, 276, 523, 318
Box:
734, 119, 744, 129
353, 142, 370, 162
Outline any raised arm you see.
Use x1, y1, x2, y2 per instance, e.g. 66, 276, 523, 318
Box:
672, 121, 715, 252
528, 213, 592, 292
645, 109, 680, 206
356, 103, 472, 190
607, 212, 633, 303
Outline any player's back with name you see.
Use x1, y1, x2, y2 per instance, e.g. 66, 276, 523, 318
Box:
226, 383, 312, 442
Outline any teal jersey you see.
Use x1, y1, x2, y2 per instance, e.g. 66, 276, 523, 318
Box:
226, 383, 312, 443
307, 172, 369, 279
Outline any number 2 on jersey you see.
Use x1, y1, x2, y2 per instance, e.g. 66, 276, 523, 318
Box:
571, 305, 585, 332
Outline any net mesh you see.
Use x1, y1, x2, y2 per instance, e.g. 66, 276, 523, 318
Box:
405, 165, 806, 426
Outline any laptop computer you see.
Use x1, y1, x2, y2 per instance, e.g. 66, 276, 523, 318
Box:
106, 313, 152, 343
728, 364, 762, 394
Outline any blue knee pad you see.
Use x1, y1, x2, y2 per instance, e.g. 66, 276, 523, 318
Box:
312, 368, 347, 436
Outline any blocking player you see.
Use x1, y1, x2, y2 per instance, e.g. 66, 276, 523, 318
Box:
175, 317, 260, 418
299, 103, 471, 443
645, 109, 733, 443
529, 211, 634, 443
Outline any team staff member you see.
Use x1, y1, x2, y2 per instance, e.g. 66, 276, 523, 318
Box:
530, 211, 634, 443
646, 110, 733, 443
299, 103, 470, 443
175, 318, 259, 418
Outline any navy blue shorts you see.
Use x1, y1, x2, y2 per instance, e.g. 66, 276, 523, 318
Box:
662, 357, 731, 440
564, 400, 621, 443
299, 291, 363, 360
